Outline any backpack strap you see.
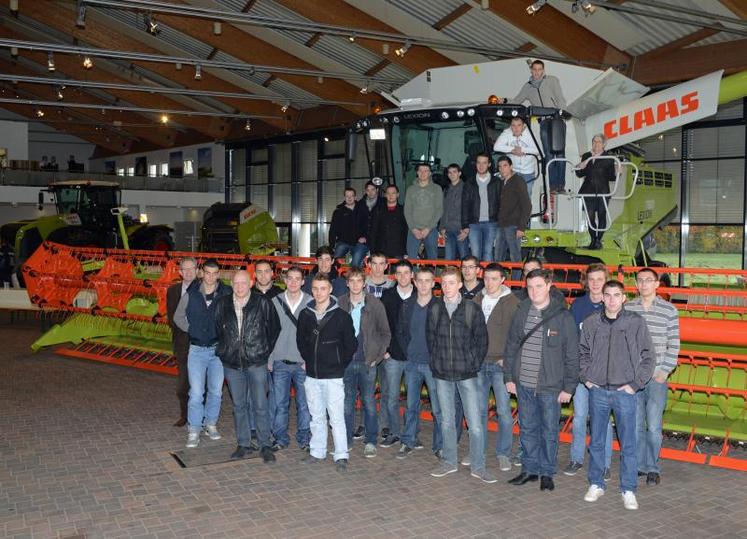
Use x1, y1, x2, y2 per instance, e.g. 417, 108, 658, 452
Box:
518, 308, 565, 349
275, 295, 298, 328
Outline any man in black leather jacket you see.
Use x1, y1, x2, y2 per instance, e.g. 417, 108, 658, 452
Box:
214, 270, 281, 463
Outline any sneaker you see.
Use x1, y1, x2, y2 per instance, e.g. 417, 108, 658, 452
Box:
497, 455, 512, 472
364, 443, 377, 458
249, 438, 259, 451
204, 425, 221, 441
512, 453, 522, 467
413, 438, 424, 450
430, 462, 458, 478
271, 442, 287, 452
380, 435, 399, 448
301, 454, 324, 464
604, 468, 611, 482
584, 485, 605, 502
563, 461, 583, 476
646, 472, 661, 486
186, 430, 200, 448
261, 446, 276, 464
433, 449, 444, 460
471, 469, 498, 484
230, 446, 254, 459
336, 458, 348, 472
622, 490, 639, 510
353, 426, 364, 440
381, 427, 391, 440
396, 444, 413, 459
460, 456, 471, 467
299, 443, 310, 452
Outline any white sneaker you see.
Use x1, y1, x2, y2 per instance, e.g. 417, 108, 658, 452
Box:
186, 430, 200, 448
584, 485, 605, 502
364, 443, 377, 458
622, 491, 639, 510
204, 425, 221, 440
460, 456, 470, 466
497, 455, 512, 472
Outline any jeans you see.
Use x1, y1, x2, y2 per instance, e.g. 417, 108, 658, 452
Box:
478, 362, 514, 458
333, 241, 369, 268
343, 362, 379, 445
305, 376, 348, 461
383, 358, 406, 438
468, 221, 498, 262
588, 387, 637, 492
187, 344, 224, 431
402, 361, 442, 451
247, 371, 274, 436
517, 172, 536, 202
516, 383, 561, 477
224, 364, 271, 448
272, 361, 311, 447
636, 379, 668, 474
494, 226, 522, 264
570, 382, 613, 468
435, 376, 485, 473
540, 119, 565, 191
406, 228, 438, 260
444, 229, 470, 261
378, 362, 390, 431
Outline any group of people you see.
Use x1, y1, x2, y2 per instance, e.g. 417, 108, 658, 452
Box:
165, 251, 679, 511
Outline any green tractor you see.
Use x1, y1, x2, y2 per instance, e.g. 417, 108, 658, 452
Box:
0, 181, 174, 277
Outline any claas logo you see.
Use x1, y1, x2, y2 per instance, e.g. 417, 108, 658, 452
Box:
604, 91, 699, 140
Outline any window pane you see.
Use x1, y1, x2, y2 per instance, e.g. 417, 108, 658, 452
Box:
184, 160, 194, 175
299, 182, 317, 221
231, 149, 246, 185
299, 140, 317, 181
649, 225, 680, 267
272, 144, 292, 182
687, 126, 745, 159
249, 183, 267, 209
323, 179, 346, 222
685, 225, 742, 270
273, 182, 291, 222
323, 157, 346, 181
639, 127, 681, 163
687, 159, 744, 223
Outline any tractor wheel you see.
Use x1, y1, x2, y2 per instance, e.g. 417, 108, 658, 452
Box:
136, 229, 174, 251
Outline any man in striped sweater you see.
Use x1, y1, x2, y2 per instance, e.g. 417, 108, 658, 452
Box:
625, 267, 680, 486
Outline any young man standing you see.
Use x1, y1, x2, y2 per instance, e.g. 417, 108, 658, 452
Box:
626, 268, 680, 486
493, 116, 540, 197
269, 266, 312, 451
329, 187, 367, 268
474, 264, 520, 472
580, 280, 655, 510
339, 268, 391, 458
174, 259, 232, 448
370, 184, 408, 259
252, 259, 283, 299
441, 164, 470, 261
495, 156, 531, 267
396, 266, 443, 459
427, 267, 490, 482
564, 263, 614, 478
460, 255, 484, 299
355, 180, 381, 262
166, 257, 197, 427
301, 245, 347, 298
504, 269, 578, 492
296, 274, 357, 472
214, 270, 280, 463
380, 260, 414, 449
462, 153, 500, 262
365, 252, 395, 298
404, 163, 443, 260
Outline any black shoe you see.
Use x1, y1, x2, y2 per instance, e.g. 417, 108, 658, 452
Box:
173, 417, 187, 427
381, 427, 391, 440
508, 472, 539, 485
637, 471, 647, 477
271, 442, 286, 452
540, 476, 555, 491
260, 446, 276, 464
299, 443, 310, 452
353, 426, 364, 440
646, 472, 661, 485
230, 446, 247, 459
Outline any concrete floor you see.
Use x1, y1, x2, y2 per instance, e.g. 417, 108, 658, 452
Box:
1, 319, 746, 538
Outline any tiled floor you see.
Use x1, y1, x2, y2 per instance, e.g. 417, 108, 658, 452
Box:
1, 321, 746, 538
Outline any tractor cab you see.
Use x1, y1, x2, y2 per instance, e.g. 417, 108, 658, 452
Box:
45, 181, 125, 230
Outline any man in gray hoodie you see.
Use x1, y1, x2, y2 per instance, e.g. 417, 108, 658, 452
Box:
269, 266, 312, 451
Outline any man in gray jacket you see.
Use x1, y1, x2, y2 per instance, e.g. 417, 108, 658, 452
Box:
580, 280, 655, 511
404, 163, 443, 260
338, 267, 391, 458
269, 266, 312, 451
440, 163, 470, 260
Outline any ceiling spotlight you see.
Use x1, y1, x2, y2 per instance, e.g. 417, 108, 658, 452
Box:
160, 114, 168, 124
145, 13, 160, 35
47, 52, 55, 72
244, 118, 251, 131
76, 1, 87, 28
175, 62, 182, 70
82, 56, 93, 69
317, 76, 324, 84
394, 41, 411, 58
323, 136, 330, 142
526, 0, 547, 15
213, 21, 222, 35
382, 43, 389, 55
10, 46, 18, 58
194, 64, 202, 80
360, 83, 369, 94
9, 0, 18, 12
56, 87, 64, 101
481, 0, 490, 9
247, 66, 256, 76
348, 33, 356, 42
36, 109, 45, 118
280, 102, 289, 113
580, 1, 596, 14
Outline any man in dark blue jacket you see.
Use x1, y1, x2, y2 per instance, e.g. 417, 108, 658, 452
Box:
174, 259, 232, 449
329, 187, 368, 268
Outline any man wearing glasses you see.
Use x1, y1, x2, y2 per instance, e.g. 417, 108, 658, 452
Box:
625, 268, 680, 487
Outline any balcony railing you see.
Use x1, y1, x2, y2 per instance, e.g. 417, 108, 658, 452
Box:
0, 168, 224, 193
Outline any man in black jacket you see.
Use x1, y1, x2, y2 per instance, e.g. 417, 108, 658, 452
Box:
329, 187, 368, 267
297, 273, 358, 472
461, 152, 501, 262
495, 156, 531, 267
370, 184, 408, 259
214, 270, 281, 463
426, 267, 490, 482
504, 269, 578, 492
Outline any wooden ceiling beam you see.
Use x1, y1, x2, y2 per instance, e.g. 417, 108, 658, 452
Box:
364, 59, 391, 77
640, 26, 723, 58
515, 41, 537, 53
432, 4, 473, 31
720, 0, 747, 20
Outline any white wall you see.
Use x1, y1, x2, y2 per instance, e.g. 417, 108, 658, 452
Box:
88, 142, 225, 179
0, 119, 29, 161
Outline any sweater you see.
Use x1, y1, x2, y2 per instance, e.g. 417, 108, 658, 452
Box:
512, 75, 566, 109
268, 291, 312, 367
625, 296, 680, 375
441, 181, 465, 232
474, 285, 520, 363
497, 173, 532, 230
404, 181, 444, 230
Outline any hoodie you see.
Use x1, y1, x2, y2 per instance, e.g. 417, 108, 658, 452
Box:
474, 285, 520, 364
296, 297, 357, 379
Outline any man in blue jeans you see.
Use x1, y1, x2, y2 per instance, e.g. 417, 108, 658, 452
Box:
565, 263, 613, 478
494, 156, 531, 270
213, 270, 280, 463
504, 268, 578, 492
474, 264, 519, 473
174, 258, 232, 449
580, 280, 655, 510
395, 265, 442, 459
404, 163, 443, 260
329, 187, 368, 268
269, 266, 312, 451
426, 267, 490, 482
462, 153, 500, 262
626, 267, 680, 486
